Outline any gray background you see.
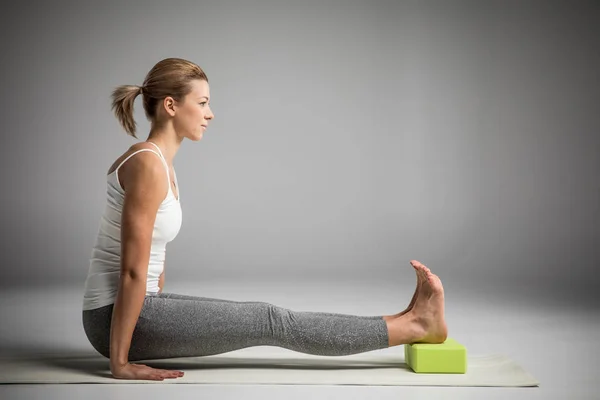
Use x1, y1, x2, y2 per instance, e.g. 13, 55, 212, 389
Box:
0, 0, 599, 399
2, 0, 598, 303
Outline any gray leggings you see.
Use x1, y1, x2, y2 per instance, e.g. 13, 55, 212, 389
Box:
82, 292, 389, 361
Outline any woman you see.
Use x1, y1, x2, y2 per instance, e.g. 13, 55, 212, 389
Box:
81, 57, 448, 381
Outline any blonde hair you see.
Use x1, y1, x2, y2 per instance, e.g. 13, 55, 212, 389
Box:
111, 58, 209, 138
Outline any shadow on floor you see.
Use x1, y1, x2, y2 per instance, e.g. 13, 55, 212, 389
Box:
0, 343, 409, 380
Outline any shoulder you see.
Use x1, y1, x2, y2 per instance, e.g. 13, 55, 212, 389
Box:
108, 142, 162, 174
113, 143, 167, 193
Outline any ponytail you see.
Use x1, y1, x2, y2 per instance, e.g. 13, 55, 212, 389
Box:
111, 85, 143, 138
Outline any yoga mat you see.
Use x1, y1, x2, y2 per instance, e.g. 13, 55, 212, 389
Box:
0, 349, 539, 386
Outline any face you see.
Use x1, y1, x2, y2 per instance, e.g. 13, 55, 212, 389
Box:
165, 79, 214, 141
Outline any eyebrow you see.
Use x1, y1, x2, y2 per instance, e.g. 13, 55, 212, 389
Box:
199, 96, 209, 100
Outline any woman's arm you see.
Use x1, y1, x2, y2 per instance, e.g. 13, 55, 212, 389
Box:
158, 270, 164, 294
109, 152, 169, 373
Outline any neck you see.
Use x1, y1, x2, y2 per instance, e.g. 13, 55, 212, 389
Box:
146, 123, 183, 167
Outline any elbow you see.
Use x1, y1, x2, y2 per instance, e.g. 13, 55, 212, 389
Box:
120, 268, 147, 282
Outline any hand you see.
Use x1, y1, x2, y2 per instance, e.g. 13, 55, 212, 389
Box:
111, 362, 185, 381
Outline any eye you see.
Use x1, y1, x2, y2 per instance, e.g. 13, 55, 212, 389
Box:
199, 102, 207, 106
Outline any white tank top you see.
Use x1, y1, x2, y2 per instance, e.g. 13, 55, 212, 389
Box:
82, 142, 182, 311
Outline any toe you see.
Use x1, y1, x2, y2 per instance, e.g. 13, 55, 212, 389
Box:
424, 271, 431, 283
417, 261, 430, 272
420, 263, 431, 273
417, 265, 427, 280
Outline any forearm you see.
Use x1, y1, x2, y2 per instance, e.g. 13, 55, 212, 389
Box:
109, 273, 146, 370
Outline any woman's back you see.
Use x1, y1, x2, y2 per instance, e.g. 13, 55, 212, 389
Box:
82, 142, 182, 311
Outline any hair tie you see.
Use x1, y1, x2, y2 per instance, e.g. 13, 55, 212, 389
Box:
139, 85, 144, 94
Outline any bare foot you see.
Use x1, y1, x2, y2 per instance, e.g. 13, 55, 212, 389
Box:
404, 261, 447, 344
395, 262, 423, 317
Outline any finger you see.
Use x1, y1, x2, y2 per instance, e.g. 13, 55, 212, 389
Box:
155, 368, 175, 374
142, 366, 167, 380
149, 373, 165, 381
160, 368, 183, 375
154, 368, 182, 379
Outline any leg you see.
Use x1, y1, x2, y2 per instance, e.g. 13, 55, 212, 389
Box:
82, 260, 446, 361
156, 266, 427, 321
157, 292, 386, 320
125, 295, 390, 360
82, 296, 389, 361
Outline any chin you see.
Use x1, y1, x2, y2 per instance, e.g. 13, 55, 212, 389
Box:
187, 132, 203, 141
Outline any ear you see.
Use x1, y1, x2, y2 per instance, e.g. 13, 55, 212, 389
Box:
162, 96, 177, 117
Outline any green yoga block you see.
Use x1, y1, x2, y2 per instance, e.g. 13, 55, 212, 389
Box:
404, 338, 467, 373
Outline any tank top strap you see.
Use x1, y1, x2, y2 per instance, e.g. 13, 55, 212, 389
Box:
114, 148, 162, 174
111, 148, 162, 189
146, 142, 171, 173
146, 141, 163, 158
112, 145, 173, 195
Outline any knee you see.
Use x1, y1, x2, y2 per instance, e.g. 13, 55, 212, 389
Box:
259, 301, 288, 315
260, 302, 295, 326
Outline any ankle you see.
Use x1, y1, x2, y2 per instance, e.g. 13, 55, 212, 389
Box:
386, 312, 425, 347
382, 315, 395, 322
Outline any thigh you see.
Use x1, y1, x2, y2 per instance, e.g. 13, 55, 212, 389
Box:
129, 295, 275, 360
157, 291, 263, 304
158, 292, 383, 320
